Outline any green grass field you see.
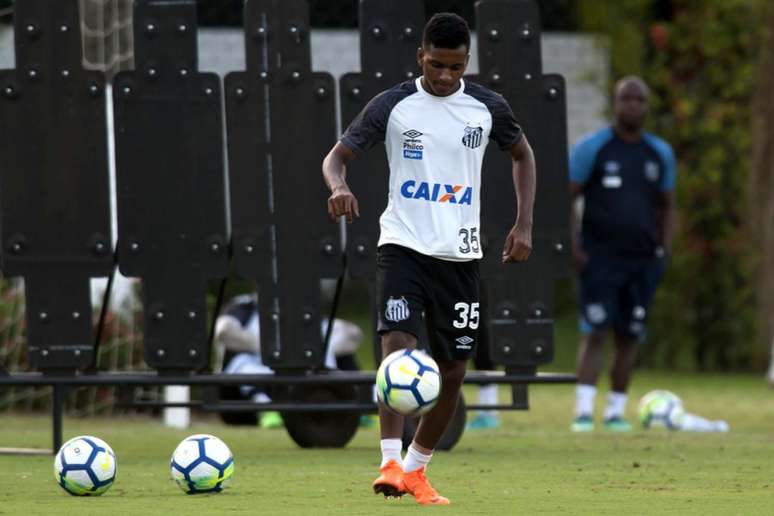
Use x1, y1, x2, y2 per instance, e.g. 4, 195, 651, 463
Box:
0, 371, 772, 515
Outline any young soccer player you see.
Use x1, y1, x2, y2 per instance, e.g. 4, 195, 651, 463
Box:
322, 13, 536, 505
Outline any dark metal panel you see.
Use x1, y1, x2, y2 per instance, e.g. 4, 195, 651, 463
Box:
340, 0, 425, 279
474, 0, 571, 367
24, 273, 95, 371
224, 70, 272, 280
226, 0, 339, 371
0, 0, 112, 371
113, 0, 228, 371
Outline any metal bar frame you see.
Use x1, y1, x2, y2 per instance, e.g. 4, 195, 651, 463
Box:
1, 370, 575, 454
0, 370, 576, 387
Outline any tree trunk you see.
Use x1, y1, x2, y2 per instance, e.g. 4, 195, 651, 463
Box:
768, 337, 774, 386
749, 4, 774, 380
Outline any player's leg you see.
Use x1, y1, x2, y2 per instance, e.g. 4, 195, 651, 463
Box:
412, 358, 466, 450
573, 254, 623, 431
372, 330, 417, 497
372, 245, 427, 497
610, 332, 638, 393
604, 256, 666, 431
400, 359, 462, 506
573, 331, 605, 431
401, 258, 478, 506
602, 332, 637, 431
378, 331, 417, 440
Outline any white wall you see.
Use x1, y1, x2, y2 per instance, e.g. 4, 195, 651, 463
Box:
0, 26, 609, 146
195, 29, 609, 146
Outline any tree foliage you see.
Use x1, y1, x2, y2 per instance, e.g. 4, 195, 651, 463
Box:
578, 0, 766, 370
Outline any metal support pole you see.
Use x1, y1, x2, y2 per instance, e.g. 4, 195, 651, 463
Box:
52, 385, 64, 455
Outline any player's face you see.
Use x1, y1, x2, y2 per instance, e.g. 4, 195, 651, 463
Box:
613, 82, 649, 131
417, 44, 469, 97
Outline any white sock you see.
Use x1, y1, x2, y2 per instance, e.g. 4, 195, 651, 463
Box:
380, 439, 403, 468
575, 384, 597, 417
402, 443, 432, 473
479, 384, 498, 417
604, 391, 628, 420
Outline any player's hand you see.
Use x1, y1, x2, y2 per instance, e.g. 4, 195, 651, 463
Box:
327, 185, 360, 223
502, 224, 532, 263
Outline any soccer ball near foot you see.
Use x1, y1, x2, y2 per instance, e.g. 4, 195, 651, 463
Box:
170, 434, 234, 494
54, 435, 116, 496
376, 348, 441, 416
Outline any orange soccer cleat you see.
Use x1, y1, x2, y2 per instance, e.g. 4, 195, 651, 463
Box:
372, 459, 406, 498
403, 467, 450, 505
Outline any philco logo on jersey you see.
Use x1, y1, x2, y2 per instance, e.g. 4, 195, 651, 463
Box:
402, 129, 424, 160
400, 180, 473, 205
461, 125, 483, 149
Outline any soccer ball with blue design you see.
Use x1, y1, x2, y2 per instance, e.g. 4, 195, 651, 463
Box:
53, 435, 116, 496
170, 434, 234, 494
376, 348, 441, 416
638, 390, 685, 430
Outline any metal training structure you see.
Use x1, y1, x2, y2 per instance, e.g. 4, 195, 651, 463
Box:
0, 0, 574, 453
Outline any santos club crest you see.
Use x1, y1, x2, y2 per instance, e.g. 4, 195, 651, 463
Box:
385, 296, 410, 322
462, 125, 483, 149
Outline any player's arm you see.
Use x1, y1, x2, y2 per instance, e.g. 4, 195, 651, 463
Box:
656, 143, 677, 258
568, 181, 586, 271
658, 190, 676, 256
214, 315, 259, 353
322, 142, 360, 223
502, 135, 536, 264
567, 135, 598, 272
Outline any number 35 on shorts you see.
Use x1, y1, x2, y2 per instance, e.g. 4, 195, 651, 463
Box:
453, 302, 480, 329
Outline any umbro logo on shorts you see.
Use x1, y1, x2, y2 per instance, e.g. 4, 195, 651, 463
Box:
455, 335, 474, 349
385, 296, 410, 322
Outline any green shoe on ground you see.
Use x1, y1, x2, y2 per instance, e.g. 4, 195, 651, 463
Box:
603, 416, 632, 432
259, 411, 283, 429
466, 413, 501, 430
359, 415, 376, 428
571, 414, 594, 432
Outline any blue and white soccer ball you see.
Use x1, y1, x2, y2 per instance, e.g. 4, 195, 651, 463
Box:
170, 434, 234, 494
54, 435, 116, 496
376, 348, 441, 416
638, 390, 685, 430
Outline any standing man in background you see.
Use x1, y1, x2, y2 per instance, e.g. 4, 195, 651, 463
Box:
569, 76, 676, 432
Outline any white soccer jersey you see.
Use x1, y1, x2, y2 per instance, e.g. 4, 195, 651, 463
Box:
341, 77, 522, 261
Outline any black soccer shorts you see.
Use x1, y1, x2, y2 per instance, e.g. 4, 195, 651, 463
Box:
376, 244, 480, 362
579, 252, 666, 339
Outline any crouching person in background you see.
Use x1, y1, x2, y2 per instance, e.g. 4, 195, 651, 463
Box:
214, 293, 367, 428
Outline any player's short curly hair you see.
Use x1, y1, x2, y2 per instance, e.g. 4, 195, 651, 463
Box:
423, 12, 471, 51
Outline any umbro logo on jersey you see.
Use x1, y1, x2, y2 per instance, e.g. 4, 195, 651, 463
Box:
403, 129, 424, 160
604, 161, 620, 174
400, 180, 473, 205
462, 126, 483, 149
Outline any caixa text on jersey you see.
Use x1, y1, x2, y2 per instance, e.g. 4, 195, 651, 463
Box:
400, 180, 473, 205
